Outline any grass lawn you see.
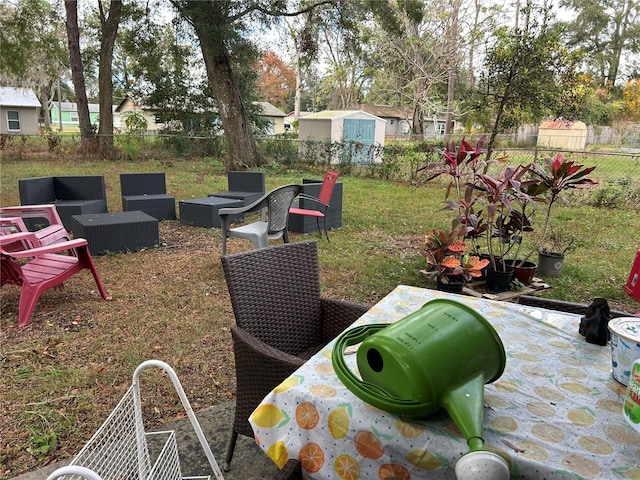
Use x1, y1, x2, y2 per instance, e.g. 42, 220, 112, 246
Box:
1, 154, 639, 477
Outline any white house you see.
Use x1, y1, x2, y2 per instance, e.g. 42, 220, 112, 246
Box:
0, 87, 41, 135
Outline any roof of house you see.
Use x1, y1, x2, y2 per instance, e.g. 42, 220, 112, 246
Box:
52, 101, 101, 113
301, 110, 385, 122
350, 104, 412, 119
0, 87, 41, 108
539, 119, 587, 130
255, 101, 286, 117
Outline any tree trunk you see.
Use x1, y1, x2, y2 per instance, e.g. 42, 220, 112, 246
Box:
64, 0, 94, 144
35, 84, 52, 130
445, 0, 460, 136
294, 41, 302, 121
97, 0, 122, 150
199, 43, 265, 170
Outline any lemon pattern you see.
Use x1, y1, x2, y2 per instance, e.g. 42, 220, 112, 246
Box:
249, 286, 639, 479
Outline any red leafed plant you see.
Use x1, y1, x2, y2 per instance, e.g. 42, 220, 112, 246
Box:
423, 224, 490, 284
530, 153, 598, 250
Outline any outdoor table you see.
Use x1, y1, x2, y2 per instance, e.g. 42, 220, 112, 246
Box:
250, 285, 639, 479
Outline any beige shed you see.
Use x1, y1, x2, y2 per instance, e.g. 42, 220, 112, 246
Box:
298, 110, 386, 163
537, 120, 587, 150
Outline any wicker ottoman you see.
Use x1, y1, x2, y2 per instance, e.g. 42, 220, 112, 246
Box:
179, 197, 243, 228
70, 211, 159, 255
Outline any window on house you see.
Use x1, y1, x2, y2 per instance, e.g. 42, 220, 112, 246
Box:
436, 121, 446, 136
70, 112, 79, 123
7, 111, 20, 131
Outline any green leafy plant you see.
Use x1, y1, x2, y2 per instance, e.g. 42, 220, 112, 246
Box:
26, 428, 57, 461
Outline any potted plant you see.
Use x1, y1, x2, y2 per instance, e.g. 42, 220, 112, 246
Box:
529, 153, 597, 277
536, 228, 578, 277
473, 164, 540, 292
422, 224, 489, 294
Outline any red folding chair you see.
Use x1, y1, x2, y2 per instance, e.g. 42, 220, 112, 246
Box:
289, 171, 339, 241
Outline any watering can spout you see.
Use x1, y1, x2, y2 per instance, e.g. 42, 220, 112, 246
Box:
440, 372, 487, 451
443, 373, 510, 480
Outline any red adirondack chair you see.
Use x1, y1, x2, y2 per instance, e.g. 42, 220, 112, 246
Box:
289, 171, 340, 241
0, 204, 69, 248
1, 232, 109, 328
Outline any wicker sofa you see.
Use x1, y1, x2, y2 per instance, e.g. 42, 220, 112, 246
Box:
18, 175, 107, 230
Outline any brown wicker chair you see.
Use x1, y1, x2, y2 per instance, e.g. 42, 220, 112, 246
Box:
221, 240, 370, 472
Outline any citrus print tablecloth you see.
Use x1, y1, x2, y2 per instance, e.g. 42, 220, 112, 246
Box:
249, 285, 640, 479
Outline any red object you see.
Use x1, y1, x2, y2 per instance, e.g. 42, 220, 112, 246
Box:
1, 232, 109, 328
289, 170, 340, 241
0, 204, 69, 249
624, 249, 640, 302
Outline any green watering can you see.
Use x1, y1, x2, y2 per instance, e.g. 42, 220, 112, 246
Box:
332, 298, 510, 479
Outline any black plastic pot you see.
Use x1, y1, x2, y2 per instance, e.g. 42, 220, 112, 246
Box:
485, 265, 514, 293
436, 276, 465, 294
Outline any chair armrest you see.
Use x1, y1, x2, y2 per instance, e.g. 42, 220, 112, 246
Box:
0, 232, 40, 247
320, 298, 371, 341
0, 204, 63, 224
5, 238, 89, 258
219, 194, 269, 217
231, 326, 305, 372
295, 194, 329, 209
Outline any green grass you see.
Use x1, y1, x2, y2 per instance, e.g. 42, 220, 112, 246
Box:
0, 154, 638, 310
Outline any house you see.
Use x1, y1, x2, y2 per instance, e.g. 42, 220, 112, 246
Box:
298, 110, 386, 163
350, 104, 412, 137
0, 87, 41, 135
255, 101, 287, 134
284, 111, 312, 131
114, 94, 160, 131
422, 114, 456, 137
537, 120, 588, 150
350, 103, 456, 137
49, 102, 100, 132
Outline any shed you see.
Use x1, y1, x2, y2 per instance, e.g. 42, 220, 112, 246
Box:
298, 110, 386, 163
537, 120, 587, 150
0, 87, 41, 135
350, 104, 412, 137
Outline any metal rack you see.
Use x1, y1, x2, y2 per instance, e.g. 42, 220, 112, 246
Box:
46, 360, 224, 480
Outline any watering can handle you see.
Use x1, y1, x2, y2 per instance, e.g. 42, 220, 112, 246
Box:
332, 324, 427, 415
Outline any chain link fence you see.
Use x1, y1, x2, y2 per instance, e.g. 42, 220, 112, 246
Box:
2, 132, 639, 186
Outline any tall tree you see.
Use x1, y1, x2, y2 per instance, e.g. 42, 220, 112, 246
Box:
560, 0, 640, 88
366, 0, 450, 135
0, 0, 68, 130
119, 11, 205, 132
256, 52, 296, 111
170, 0, 333, 170
65, 0, 94, 143
97, 0, 122, 149
476, 1, 581, 158
316, 2, 373, 110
